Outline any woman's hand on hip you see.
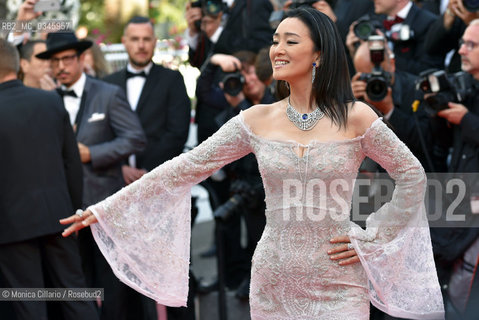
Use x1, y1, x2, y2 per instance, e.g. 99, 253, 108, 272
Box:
328, 235, 360, 266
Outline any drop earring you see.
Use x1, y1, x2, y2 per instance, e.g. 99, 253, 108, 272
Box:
312, 62, 317, 83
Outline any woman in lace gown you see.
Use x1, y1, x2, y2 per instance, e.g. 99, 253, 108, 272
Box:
61, 8, 444, 320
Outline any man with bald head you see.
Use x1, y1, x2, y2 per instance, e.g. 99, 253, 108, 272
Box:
430, 19, 479, 319
103, 16, 191, 320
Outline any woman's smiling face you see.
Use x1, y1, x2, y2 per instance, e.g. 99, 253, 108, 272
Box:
269, 17, 319, 83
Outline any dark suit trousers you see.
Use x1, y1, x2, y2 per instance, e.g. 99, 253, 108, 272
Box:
0, 233, 98, 320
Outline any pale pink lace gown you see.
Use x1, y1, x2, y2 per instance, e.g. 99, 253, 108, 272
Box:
89, 113, 444, 319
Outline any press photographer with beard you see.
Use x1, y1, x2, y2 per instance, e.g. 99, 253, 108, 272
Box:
428, 19, 479, 319
196, 50, 274, 299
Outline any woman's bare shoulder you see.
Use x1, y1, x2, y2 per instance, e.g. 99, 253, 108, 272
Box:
348, 101, 380, 136
241, 101, 283, 131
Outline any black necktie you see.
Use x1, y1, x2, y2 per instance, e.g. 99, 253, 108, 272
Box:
57, 88, 78, 98
126, 71, 147, 79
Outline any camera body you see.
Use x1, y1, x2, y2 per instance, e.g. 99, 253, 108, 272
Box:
220, 71, 245, 96
191, 0, 224, 15
214, 180, 262, 222
191, 0, 225, 30
353, 14, 413, 43
359, 35, 392, 102
353, 15, 383, 41
417, 70, 474, 113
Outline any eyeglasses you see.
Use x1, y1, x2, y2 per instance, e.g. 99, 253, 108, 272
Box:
50, 53, 79, 66
459, 39, 478, 51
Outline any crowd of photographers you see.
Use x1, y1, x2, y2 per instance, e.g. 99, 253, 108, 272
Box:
185, 0, 479, 319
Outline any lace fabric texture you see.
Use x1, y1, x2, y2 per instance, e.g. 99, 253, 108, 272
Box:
90, 113, 444, 319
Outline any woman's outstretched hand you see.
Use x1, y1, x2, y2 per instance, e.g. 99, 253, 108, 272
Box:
60, 209, 98, 237
328, 235, 360, 266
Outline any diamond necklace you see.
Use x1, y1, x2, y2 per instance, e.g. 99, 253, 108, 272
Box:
286, 97, 324, 131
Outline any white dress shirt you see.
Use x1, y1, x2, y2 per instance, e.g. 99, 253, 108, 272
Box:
62, 72, 86, 125
126, 62, 152, 168
126, 62, 153, 111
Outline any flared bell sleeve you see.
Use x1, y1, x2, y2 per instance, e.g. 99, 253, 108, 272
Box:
88, 116, 252, 307
348, 118, 445, 319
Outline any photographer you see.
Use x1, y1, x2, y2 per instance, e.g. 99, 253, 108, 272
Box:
185, 0, 273, 69
429, 20, 479, 319
196, 50, 274, 299
424, 0, 479, 73
347, 0, 443, 75
351, 38, 438, 170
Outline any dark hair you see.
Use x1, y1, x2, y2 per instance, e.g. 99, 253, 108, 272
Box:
0, 38, 20, 78
255, 47, 273, 83
124, 16, 155, 31
276, 7, 355, 128
233, 50, 257, 69
19, 40, 46, 61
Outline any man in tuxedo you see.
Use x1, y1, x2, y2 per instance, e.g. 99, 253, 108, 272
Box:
36, 32, 146, 320
0, 38, 98, 320
372, 0, 443, 74
104, 16, 191, 183
102, 16, 191, 319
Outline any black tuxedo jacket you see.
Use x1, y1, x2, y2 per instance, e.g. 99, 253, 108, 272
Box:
0, 80, 83, 244
424, 14, 466, 73
103, 64, 191, 170
394, 3, 443, 74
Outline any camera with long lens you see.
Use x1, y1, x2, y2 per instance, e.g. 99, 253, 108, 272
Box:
416, 69, 474, 114
353, 14, 413, 43
353, 15, 382, 41
190, 0, 225, 30
220, 71, 245, 96
358, 35, 392, 102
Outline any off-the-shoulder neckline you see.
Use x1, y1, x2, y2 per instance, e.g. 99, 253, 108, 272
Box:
237, 111, 383, 147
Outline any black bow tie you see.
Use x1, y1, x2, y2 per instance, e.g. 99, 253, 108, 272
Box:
126, 71, 147, 79
57, 88, 78, 98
